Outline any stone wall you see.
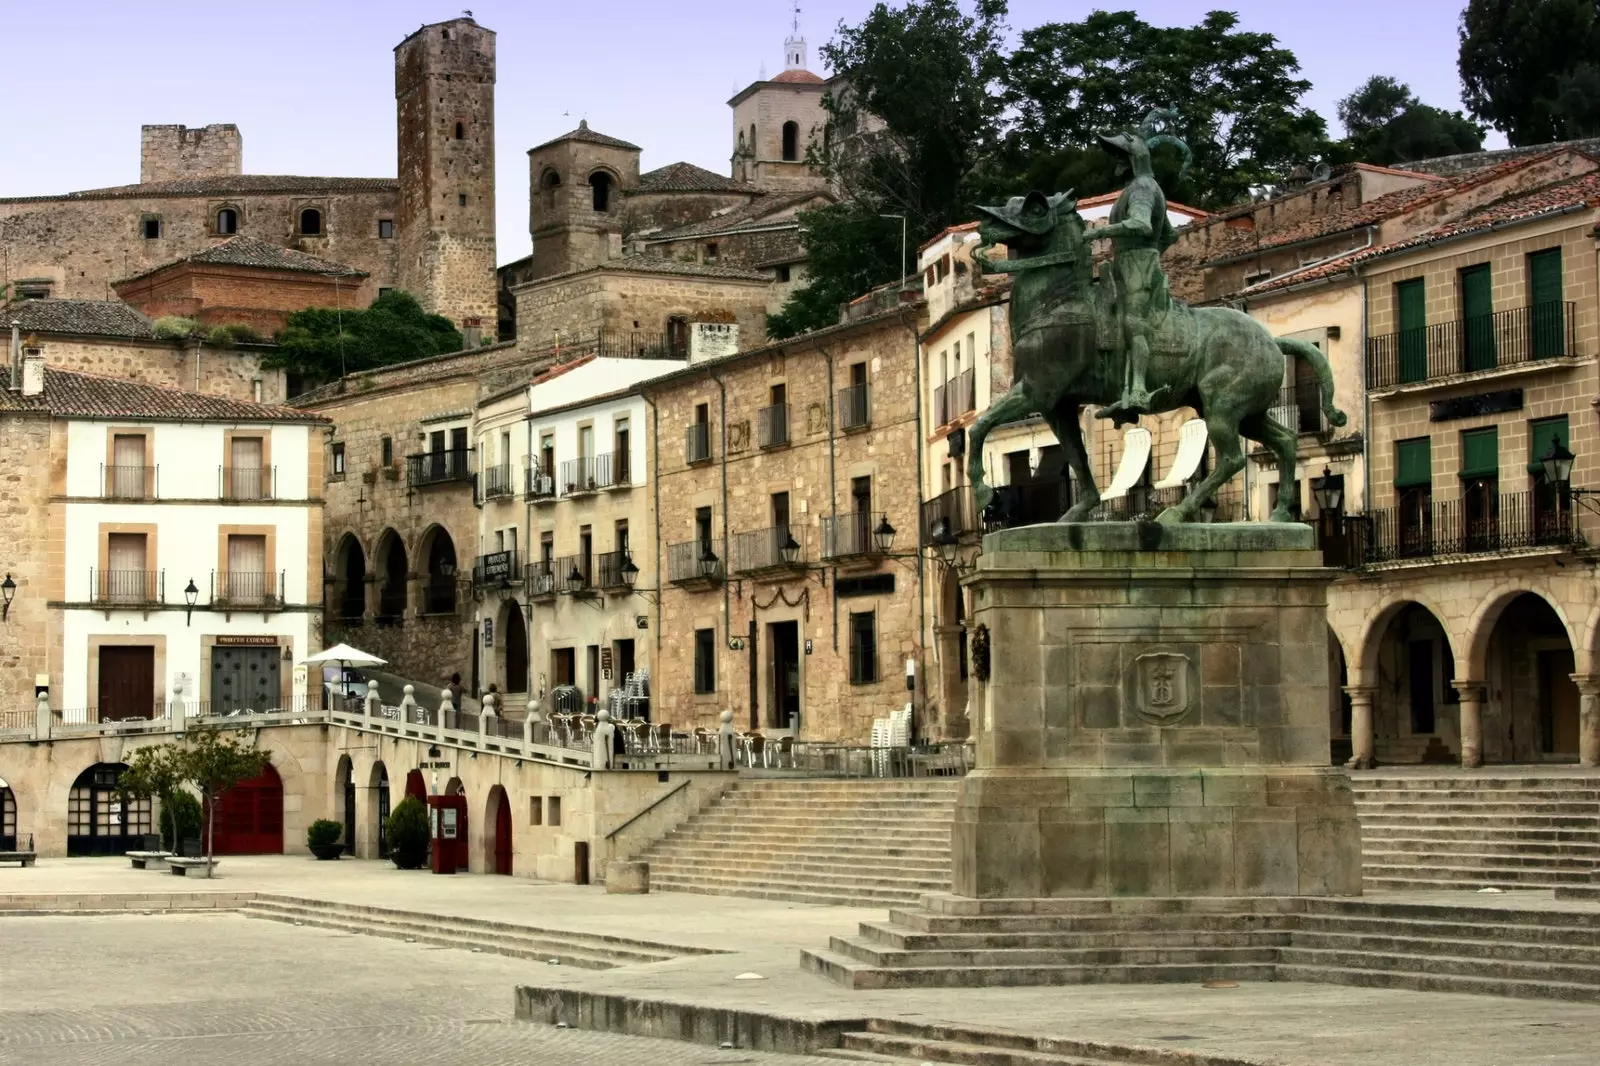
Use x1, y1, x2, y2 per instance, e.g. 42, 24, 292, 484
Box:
730, 84, 829, 192
513, 269, 771, 354
527, 134, 643, 281
141, 124, 243, 185
26, 334, 287, 405
0, 414, 54, 718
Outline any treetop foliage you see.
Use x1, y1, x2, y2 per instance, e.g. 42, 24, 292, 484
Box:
266, 289, 463, 387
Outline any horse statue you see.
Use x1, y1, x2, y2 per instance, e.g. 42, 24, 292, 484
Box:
965, 190, 1347, 524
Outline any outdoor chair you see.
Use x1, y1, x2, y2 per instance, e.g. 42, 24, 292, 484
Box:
745, 732, 767, 767
774, 734, 794, 768
652, 722, 671, 753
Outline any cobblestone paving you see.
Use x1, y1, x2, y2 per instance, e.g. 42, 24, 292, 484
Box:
0, 914, 831, 1066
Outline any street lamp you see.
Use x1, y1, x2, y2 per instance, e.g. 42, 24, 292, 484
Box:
0, 573, 14, 621
1541, 435, 1576, 488
698, 547, 720, 579
780, 533, 801, 566
1312, 466, 1344, 514
183, 579, 199, 626
873, 516, 897, 554
566, 564, 586, 593
620, 555, 640, 588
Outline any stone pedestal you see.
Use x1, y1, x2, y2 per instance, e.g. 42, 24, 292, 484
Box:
606, 860, 650, 894
954, 522, 1361, 899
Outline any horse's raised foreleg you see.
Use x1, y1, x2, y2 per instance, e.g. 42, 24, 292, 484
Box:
966, 383, 1035, 515
1159, 413, 1248, 526
1239, 411, 1300, 522
1042, 399, 1099, 522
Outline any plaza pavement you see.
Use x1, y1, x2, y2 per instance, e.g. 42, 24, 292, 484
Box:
3, 856, 1600, 1065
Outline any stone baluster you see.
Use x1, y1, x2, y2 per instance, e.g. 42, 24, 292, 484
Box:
34, 689, 52, 740
1456, 681, 1487, 768
1344, 685, 1376, 770
363, 687, 381, 721
398, 684, 418, 729
1573, 673, 1600, 768
479, 692, 493, 737
438, 688, 455, 724
525, 697, 541, 749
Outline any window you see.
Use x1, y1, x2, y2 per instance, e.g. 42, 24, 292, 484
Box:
540, 168, 562, 209
331, 442, 346, 476
540, 433, 555, 479
590, 171, 613, 212
225, 533, 269, 604
547, 796, 561, 827
614, 417, 631, 483
781, 120, 799, 162
580, 525, 593, 582
772, 490, 791, 532
380, 436, 393, 467
378, 219, 394, 239
105, 532, 150, 603
110, 433, 149, 498
695, 506, 714, 553
226, 435, 266, 500
1269, 479, 1302, 522
458, 192, 467, 206
849, 610, 878, 684
216, 207, 239, 235
378, 287, 394, 298
1530, 415, 1572, 541
776, 265, 791, 283
1395, 436, 1433, 557
705, 242, 719, 261
454, 121, 465, 140
1460, 264, 1495, 372
587, 644, 600, 696
529, 797, 542, 825
1396, 278, 1427, 382
299, 208, 323, 235
140, 216, 162, 240
615, 519, 629, 556
1529, 248, 1565, 358
694, 628, 717, 693
1461, 426, 1499, 549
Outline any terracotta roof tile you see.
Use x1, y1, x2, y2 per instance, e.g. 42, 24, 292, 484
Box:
115, 235, 363, 286
525, 253, 770, 287
771, 68, 825, 84
6, 299, 154, 339
0, 365, 327, 423
527, 121, 640, 154
0, 174, 396, 205
636, 162, 750, 194
645, 191, 828, 241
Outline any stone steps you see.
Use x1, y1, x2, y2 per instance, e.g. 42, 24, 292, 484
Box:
240, 895, 708, 969
644, 876, 924, 908
826, 1020, 1274, 1066
1361, 861, 1596, 886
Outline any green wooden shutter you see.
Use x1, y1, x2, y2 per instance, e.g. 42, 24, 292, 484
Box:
1529, 249, 1564, 357
1460, 427, 1498, 478
1528, 415, 1570, 473
1460, 265, 1496, 372
1396, 437, 1432, 488
1397, 279, 1428, 382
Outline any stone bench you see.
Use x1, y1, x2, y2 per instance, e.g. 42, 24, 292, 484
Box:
0, 851, 36, 867
128, 851, 174, 870
166, 857, 218, 877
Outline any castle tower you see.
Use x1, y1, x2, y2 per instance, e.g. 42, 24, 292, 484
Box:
395, 16, 497, 338
140, 124, 242, 185
526, 121, 642, 281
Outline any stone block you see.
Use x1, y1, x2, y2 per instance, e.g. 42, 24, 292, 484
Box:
1233, 810, 1299, 895
1202, 686, 1245, 726
1169, 811, 1235, 895
1298, 811, 1363, 895
1200, 771, 1268, 808
1161, 731, 1225, 766
1066, 772, 1134, 808
1106, 813, 1171, 895
1201, 643, 1240, 687
1132, 771, 1204, 807
1040, 814, 1108, 896
606, 861, 650, 894
1078, 685, 1121, 729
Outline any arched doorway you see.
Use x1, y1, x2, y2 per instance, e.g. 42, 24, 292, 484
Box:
371, 762, 391, 859
1367, 602, 1457, 763
375, 529, 408, 624
334, 756, 354, 855
336, 534, 366, 622
210, 763, 284, 855
405, 769, 427, 804
487, 785, 512, 875
421, 526, 459, 615
504, 601, 529, 695
0, 776, 15, 850
67, 763, 152, 856
1484, 592, 1579, 761
1329, 633, 1352, 765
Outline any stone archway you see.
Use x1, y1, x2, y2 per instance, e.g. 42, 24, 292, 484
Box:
374, 529, 408, 624
370, 762, 391, 860
503, 601, 529, 696
1478, 592, 1580, 762
0, 775, 16, 850
335, 534, 366, 622
486, 785, 512, 875
419, 525, 459, 616
1353, 600, 1460, 766
334, 755, 354, 855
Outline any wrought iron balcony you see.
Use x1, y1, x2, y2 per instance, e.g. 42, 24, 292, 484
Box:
220, 466, 275, 501
213, 570, 284, 607
525, 559, 557, 598
932, 367, 975, 426
838, 383, 871, 431
685, 423, 712, 465
733, 524, 805, 573
1366, 302, 1576, 389
595, 327, 686, 360
554, 553, 593, 594
406, 448, 473, 488
1361, 489, 1581, 564
595, 549, 632, 589
480, 464, 515, 501
757, 404, 790, 448
103, 464, 156, 500
525, 462, 556, 500
473, 549, 520, 589
559, 453, 622, 494
822, 511, 890, 559
986, 478, 1071, 528
667, 538, 724, 584
1268, 383, 1330, 436
91, 569, 163, 606
921, 486, 979, 546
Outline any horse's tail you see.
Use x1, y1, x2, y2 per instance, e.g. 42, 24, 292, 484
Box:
1276, 337, 1348, 428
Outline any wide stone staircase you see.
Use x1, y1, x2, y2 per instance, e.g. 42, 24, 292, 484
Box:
636, 778, 960, 907
1354, 774, 1600, 891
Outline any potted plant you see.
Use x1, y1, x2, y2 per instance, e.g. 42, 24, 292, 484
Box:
385, 795, 430, 870
307, 819, 345, 860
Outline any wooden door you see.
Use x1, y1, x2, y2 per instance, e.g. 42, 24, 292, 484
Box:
210, 645, 281, 714
1460, 265, 1496, 372
1397, 279, 1427, 382
211, 764, 284, 854
1529, 248, 1564, 357
98, 646, 155, 720
494, 792, 512, 875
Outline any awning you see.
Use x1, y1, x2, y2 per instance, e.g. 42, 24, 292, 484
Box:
1154, 419, 1208, 488
1101, 427, 1153, 500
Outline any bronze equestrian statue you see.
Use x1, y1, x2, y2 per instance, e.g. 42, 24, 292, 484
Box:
966, 111, 1346, 525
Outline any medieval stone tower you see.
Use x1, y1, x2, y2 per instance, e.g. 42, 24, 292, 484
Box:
394, 16, 498, 339
526, 122, 642, 281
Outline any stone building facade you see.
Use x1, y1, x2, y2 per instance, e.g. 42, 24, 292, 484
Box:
140, 123, 243, 185
728, 31, 830, 192
642, 303, 930, 742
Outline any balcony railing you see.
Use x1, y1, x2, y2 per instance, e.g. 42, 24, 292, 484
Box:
104, 465, 155, 500
757, 404, 790, 448
526, 463, 556, 500
667, 538, 724, 584
407, 449, 473, 488
986, 478, 1071, 529
214, 570, 284, 607
685, 423, 712, 464
220, 466, 274, 501
473, 549, 520, 589
91, 569, 163, 605
595, 328, 687, 361
554, 553, 592, 593
422, 573, 458, 614
559, 454, 622, 494
525, 559, 557, 598
1268, 383, 1329, 436
1362, 489, 1581, 564
921, 486, 979, 545
1366, 302, 1576, 389
480, 464, 514, 501
732, 525, 804, 573
822, 511, 886, 559
933, 367, 975, 426
595, 549, 632, 589
838, 383, 871, 430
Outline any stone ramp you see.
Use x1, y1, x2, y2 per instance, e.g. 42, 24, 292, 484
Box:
636, 778, 960, 907
1353, 774, 1600, 890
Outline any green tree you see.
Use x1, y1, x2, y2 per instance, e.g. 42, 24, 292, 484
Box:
770, 0, 1011, 338
1338, 75, 1485, 164
998, 10, 1329, 208
118, 745, 187, 850
266, 290, 462, 387
384, 795, 431, 870
1459, 0, 1600, 145
182, 725, 270, 869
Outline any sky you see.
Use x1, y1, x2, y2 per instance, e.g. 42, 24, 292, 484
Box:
1, 0, 1489, 263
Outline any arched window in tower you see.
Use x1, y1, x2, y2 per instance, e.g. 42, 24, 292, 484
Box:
749, 123, 757, 156
782, 121, 800, 162
590, 171, 613, 212
540, 169, 562, 211
299, 208, 323, 236
455, 121, 465, 140
216, 207, 239, 235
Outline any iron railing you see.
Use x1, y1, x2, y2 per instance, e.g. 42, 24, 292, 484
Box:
525, 559, 557, 598
667, 538, 724, 583
213, 570, 284, 606
1268, 383, 1329, 435
480, 464, 515, 501
595, 328, 686, 361
933, 367, 975, 426
473, 549, 520, 589
407, 449, 473, 488
1366, 302, 1576, 388
685, 423, 712, 464
103, 465, 155, 499
987, 478, 1071, 528
838, 383, 871, 430
525, 463, 556, 500
559, 454, 620, 494
822, 511, 886, 559
554, 553, 592, 593
757, 404, 790, 448
921, 486, 979, 545
732, 525, 804, 573
91, 569, 163, 605
1363, 489, 1581, 563
595, 549, 632, 589
220, 466, 274, 501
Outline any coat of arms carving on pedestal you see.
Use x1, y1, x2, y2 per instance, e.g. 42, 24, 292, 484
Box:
1133, 651, 1191, 724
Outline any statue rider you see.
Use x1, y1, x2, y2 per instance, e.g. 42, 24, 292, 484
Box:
1091, 109, 1189, 425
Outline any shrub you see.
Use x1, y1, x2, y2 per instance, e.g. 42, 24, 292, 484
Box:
152, 315, 202, 340
159, 790, 202, 852
307, 819, 343, 848
207, 323, 264, 348
384, 795, 430, 869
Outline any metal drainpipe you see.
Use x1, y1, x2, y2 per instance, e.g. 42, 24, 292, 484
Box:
820, 342, 840, 651
1361, 273, 1373, 519
645, 394, 662, 659
711, 369, 732, 662
898, 307, 929, 738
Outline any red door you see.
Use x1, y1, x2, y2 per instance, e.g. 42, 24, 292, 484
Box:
210, 764, 284, 854
405, 770, 427, 803
494, 791, 512, 875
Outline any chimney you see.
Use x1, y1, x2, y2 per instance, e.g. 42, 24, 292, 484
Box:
21, 347, 44, 397
9, 320, 20, 393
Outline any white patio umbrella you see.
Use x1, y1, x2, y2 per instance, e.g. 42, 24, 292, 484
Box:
298, 644, 387, 703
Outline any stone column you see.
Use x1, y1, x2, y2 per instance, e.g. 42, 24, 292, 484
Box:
1344, 686, 1376, 770
1456, 681, 1487, 768
1573, 674, 1600, 768
933, 623, 966, 740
